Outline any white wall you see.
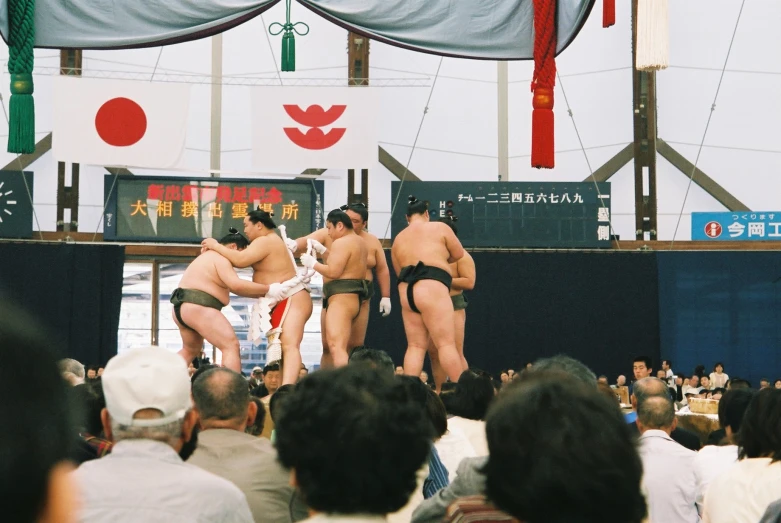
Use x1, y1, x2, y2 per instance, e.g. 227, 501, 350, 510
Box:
0, 0, 778, 240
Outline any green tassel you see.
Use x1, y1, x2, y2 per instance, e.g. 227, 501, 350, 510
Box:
7, 0, 36, 154
281, 31, 295, 72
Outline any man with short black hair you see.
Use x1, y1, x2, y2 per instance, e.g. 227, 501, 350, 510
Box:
189, 368, 307, 522
174, 230, 282, 372
276, 365, 432, 522
349, 346, 395, 376
75, 347, 253, 522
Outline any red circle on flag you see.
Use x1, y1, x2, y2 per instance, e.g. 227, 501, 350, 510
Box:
94, 98, 147, 147
704, 221, 722, 238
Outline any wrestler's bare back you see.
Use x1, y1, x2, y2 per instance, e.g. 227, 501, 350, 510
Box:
178, 251, 236, 305
392, 221, 463, 274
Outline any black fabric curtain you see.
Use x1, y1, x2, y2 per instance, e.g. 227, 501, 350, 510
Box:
0, 244, 125, 366
366, 250, 661, 381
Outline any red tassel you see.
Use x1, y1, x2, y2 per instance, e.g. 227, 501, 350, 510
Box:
531, 87, 554, 169
531, 0, 556, 169
603, 0, 616, 28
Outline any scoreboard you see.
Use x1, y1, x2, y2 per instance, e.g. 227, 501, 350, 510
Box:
390, 181, 612, 249
104, 175, 324, 242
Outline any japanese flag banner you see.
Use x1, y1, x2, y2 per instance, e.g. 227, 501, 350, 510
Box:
53, 77, 190, 168
252, 87, 379, 170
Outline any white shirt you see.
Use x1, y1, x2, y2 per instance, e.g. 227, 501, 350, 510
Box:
709, 372, 729, 389
434, 416, 488, 476
638, 430, 700, 523
75, 439, 253, 523
704, 458, 781, 523
694, 445, 738, 511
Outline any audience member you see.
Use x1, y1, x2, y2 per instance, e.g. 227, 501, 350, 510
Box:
71, 380, 113, 462
248, 367, 264, 389
704, 388, 781, 522
775, 379, 781, 390
268, 384, 296, 443
615, 374, 627, 387
275, 365, 431, 522
349, 346, 395, 375
60, 358, 86, 386
436, 369, 494, 474
1, 307, 79, 523
701, 375, 712, 390
245, 396, 266, 437
189, 368, 307, 522
695, 389, 755, 510
759, 378, 770, 389
444, 374, 646, 523
395, 365, 404, 375
636, 394, 699, 523
413, 355, 599, 523
75, 346, 253, 522
299, 364, 309, 380
728, 377, 752, 390
597, 374, 609, 385
629, 377, 701, 451
251, 361, 281, 399
710, 362, 729, 389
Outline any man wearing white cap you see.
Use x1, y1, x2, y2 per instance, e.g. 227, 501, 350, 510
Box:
74, 346, 253, 523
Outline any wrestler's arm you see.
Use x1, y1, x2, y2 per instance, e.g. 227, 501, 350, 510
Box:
215, 258, 270, 298
390, 245, 401, 277
372, 237, 391, 297
296, 228, 329, 253
203, 237, 268, 268
451, 252, 476, 291
313, 242, 349, 279
443, 225, 465, 263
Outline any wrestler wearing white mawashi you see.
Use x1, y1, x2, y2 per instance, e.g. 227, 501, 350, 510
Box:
201, 208, 313, 386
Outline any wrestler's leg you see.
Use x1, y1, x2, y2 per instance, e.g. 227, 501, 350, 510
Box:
178, 303, 241, 372
347, 298, 370, 349
319, 305, 333, 369
324, 294, 361, 368
426, 337, 447, 393
279, 290, 313, 385
412, 281, 463, 383
454, 309, 468, 370
399, 282, 429, 377
173, 309, 205, 365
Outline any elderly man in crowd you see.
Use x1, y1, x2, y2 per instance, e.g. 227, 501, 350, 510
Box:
636, 391, 699, 522
189, 367, 307, 522
75, 346, 253, 522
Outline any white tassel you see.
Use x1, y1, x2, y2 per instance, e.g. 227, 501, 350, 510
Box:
636, 0, 669, 71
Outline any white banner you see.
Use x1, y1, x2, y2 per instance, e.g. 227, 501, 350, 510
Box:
252, 87, 379, 170
53, 77, 190, 168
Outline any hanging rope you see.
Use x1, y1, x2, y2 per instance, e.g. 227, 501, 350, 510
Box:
269, 0, 309, 72
531, 0, 557, 169
7, 0, 36, 153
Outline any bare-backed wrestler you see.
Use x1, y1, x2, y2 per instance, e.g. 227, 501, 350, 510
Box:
201, 209, 313, 386
427, 216, 475, 392
391, 196, 466, 383
341, 203, 392, 346
173, 229, 280, 372
300, 210, 368, 368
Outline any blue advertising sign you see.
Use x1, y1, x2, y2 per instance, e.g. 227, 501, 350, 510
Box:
691, 212, 781, 241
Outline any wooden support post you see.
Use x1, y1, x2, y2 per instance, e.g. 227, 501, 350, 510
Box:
57, 50, 82, 232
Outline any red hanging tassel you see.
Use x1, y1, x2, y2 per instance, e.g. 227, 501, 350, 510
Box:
603, 0, 616, 28
531, 0, 557, 169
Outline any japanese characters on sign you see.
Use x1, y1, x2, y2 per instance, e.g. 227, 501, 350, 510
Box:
391, 181, 612, 249
104, 176, 323, 243
691, 212, 781, 241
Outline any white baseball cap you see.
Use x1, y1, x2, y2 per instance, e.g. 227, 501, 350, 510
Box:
102, 346, 192, 427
